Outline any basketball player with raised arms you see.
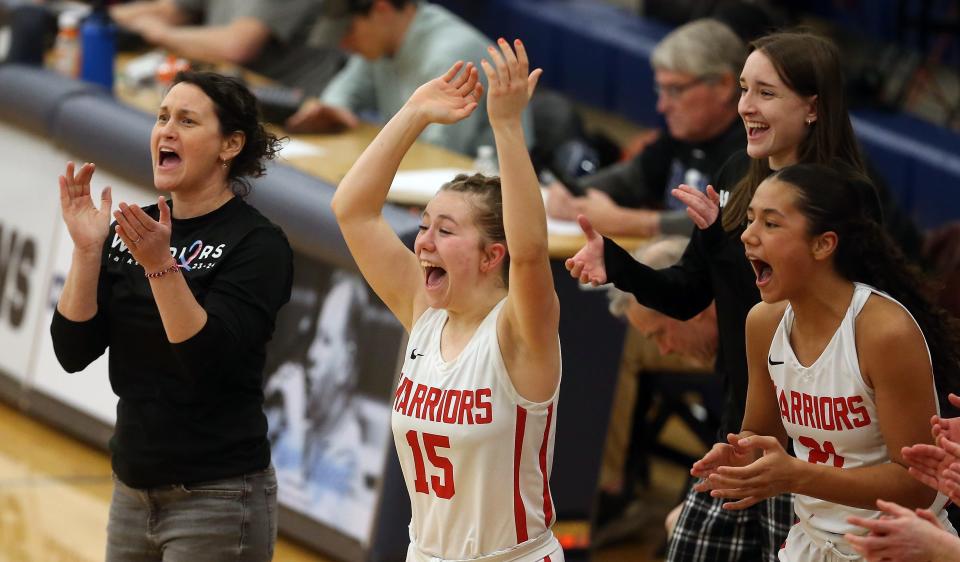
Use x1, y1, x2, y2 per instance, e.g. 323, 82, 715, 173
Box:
690, 163, 960, 561
331, 39, 563, 561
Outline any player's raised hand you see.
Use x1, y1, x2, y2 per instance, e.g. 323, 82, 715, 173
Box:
405, 61, 483, 126
480, 38, 541, 127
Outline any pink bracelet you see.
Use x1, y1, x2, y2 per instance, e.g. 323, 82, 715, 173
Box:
145, 262, 181, 279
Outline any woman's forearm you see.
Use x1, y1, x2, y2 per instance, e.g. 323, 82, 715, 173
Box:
147, 266, 207, 344
57, 248, 103, 321
793, 461, 937, 510
493, 118, 546, 263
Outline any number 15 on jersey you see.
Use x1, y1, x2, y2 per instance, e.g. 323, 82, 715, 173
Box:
405, 430, 456, 499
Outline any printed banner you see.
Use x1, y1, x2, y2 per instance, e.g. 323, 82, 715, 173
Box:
263, 253, 405, 544
0, 123, 64, 381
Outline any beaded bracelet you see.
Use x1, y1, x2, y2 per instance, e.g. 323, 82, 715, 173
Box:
145, 262, 182, 279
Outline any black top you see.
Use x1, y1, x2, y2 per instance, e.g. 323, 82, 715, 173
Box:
577, 119, 746, 235
603, 153, 756, 437
51, 196, 293, 488
604, 149, 921, 438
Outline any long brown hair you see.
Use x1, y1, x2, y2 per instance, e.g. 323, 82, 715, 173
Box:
722, 31, 866, 231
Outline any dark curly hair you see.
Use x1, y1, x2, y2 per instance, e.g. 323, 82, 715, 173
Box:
171, 71, 284, 197
439, 173, 509, 287
772, 163, 960, 416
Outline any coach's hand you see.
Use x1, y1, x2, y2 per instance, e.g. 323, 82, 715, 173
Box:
59, 161, 112, 255
113, 197, 174, 273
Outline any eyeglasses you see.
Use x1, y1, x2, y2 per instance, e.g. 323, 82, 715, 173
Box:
653, 77, 707, 100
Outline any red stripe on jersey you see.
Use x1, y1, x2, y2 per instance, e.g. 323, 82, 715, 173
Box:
514, 406, 529, 543
544, 556, 552, 562
539, 404, 554, 528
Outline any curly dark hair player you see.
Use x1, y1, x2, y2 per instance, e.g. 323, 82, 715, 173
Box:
50, 71, 292, 561
694, 163, 959, 560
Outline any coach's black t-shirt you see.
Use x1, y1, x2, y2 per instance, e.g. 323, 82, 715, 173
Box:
51, 196, 293, 488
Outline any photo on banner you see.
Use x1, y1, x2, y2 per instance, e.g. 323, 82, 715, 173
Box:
263, 252, 405, 543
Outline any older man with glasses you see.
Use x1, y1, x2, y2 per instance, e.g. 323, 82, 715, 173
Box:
546, 18, 746, 238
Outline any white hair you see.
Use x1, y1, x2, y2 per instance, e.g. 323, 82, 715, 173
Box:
651, 19, 746, 101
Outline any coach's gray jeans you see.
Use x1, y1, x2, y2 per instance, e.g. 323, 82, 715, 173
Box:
106, 466, 277, 562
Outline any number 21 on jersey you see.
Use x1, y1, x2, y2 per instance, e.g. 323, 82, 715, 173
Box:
798, 435, 845, 468
405, 430, 456, 499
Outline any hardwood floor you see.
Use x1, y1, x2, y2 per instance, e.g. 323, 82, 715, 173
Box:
0, 401, 326, 562
0, 400, 696, 561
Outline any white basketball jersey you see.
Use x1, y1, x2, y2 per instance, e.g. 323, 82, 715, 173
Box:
391, 299, 562, 559
769, 283, 952, 537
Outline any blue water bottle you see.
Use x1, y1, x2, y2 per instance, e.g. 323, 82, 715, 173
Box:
80, 0, 116, 91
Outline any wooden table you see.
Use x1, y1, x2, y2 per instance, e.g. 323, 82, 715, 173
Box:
277, 123, 473, 186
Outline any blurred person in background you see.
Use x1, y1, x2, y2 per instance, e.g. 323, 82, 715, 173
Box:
546, 19, 746, 238
286, 0, 532, 157
110, 0, 344, 95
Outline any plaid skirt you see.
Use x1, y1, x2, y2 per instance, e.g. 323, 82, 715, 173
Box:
666, 481, 793, 562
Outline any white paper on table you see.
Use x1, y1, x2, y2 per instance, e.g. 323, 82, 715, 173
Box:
279, 138, 327, 159
546, 217, 585, 236
389, 168, 474, 202
121, 50, 166, 85
538, 187, 585, 237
